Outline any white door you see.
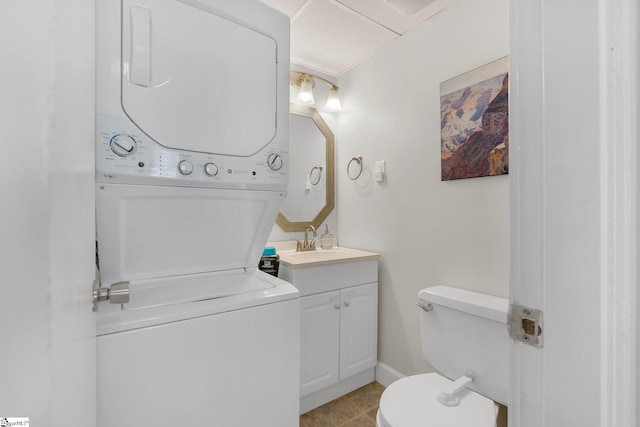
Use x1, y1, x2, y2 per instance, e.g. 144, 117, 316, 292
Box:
509, 1, 638, 426
339, 283, 378, 379
0, 1, 97, 425
300, 291, 341, 396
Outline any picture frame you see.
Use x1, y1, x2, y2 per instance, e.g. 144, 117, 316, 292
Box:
440, 57, 509, 181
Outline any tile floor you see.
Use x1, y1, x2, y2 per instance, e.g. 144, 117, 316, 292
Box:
299, 382, 385, 427
299, 381, 508, 427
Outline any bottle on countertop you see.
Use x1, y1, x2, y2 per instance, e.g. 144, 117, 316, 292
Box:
320, 224, 336, 250
258, 247, 280, 277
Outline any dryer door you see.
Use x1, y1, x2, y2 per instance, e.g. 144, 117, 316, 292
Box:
121, 0, 279, 157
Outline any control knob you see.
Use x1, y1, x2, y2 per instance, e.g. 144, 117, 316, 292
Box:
177, 160, 194, 176
204, 162, 219, 176
267, 153, 283, 171
110, 134, 137, 157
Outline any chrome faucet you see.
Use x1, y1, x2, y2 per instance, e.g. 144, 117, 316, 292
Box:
296, 225, 317, 252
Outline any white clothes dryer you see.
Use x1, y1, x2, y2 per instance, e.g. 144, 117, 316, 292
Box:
94, 1, 298, 426
96, 0, 289, 191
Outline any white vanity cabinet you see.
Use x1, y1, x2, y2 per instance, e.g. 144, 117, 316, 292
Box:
338, 283, 378, 380
277, 247, 379, 414
299, 290, 341, 394
300, 282, 378, 396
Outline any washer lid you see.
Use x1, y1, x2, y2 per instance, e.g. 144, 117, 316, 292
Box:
96, 270, 299, 336
123, 271, 275, 311
378, 373, 497, 427
96, 184, 284, 285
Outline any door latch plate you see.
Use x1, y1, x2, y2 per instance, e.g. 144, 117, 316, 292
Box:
509, 304, 543, 348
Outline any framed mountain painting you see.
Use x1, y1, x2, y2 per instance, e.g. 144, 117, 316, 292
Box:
440, 57, 509, 181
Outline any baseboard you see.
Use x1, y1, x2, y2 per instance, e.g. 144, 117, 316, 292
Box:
374, 361, 405, 387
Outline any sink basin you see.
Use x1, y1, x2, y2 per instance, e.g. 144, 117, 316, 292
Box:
278, 247, 378, 267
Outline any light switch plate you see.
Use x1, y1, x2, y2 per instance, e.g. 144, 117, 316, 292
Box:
375, 160, 386, 182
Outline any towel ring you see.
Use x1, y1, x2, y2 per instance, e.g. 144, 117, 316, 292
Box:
347, 155, 363, 180
309, 165, 323, 185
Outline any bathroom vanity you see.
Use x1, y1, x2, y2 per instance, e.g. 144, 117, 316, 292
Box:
277, 246, 379, 414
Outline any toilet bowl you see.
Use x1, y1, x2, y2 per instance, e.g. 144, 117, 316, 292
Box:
376, 374, 498, 427
376, 286, 509, 427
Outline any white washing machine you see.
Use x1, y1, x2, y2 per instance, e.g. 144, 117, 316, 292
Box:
94, 1, 298, 426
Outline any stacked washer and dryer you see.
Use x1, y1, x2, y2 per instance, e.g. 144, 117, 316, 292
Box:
94, 1, 298, 425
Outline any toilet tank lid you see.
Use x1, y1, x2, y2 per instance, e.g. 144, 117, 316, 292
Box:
419, 285, 509, 324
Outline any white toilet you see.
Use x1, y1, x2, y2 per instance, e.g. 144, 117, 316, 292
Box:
377, 285, 509, 427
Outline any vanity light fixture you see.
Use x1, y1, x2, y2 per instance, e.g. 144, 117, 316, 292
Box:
290, 71, 342, 112
325, 87, 342, 112
297, 75, 315, 105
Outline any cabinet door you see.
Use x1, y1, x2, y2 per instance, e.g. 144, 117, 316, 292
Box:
300, 291, 341, 396
339, 283, 378, 380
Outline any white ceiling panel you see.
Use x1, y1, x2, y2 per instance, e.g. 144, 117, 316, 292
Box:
289, 0, 398, 75
260, 0, 458, 75
336, 0, 458, 34
260, 0, 308, 18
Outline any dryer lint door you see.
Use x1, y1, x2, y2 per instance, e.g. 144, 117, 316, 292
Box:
121, 0, 278, 157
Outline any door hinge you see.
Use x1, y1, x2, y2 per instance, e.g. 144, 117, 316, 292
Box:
92, 281, 130, 312
508, 304, 543, 348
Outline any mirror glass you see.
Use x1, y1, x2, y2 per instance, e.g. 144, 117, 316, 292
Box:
276, 105, 334, 232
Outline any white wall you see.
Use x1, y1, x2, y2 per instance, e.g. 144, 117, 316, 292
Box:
0, 1, 96, 425
336, 0, 509, 375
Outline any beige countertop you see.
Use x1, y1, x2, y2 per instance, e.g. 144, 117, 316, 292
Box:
267, 241, 379, 268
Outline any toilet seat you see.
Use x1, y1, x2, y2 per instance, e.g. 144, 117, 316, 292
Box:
377, 373, 498, 427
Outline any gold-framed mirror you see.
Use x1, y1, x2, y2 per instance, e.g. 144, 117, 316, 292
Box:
276, 104, 335, 232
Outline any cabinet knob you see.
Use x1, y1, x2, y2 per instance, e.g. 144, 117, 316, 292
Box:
334, 304, 341, 310
344, 301, 350, 307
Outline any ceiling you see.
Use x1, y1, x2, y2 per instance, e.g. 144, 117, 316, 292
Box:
260, 0, 458, 76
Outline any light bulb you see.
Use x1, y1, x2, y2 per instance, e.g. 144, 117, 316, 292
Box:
296, 77, 315, 105
325, 87, 342, 112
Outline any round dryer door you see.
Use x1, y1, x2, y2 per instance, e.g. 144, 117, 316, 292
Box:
121, 0, 279, 157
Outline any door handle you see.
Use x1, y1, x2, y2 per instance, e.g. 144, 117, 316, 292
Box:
129, 5, 151, 87
93, 281, 130, 311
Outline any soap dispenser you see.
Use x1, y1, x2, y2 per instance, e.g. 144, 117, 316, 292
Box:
320, 224, 336, 250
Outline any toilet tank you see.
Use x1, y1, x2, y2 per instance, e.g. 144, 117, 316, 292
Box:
419, 285, 509, 406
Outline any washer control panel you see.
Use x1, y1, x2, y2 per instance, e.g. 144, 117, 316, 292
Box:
96, 115, 288, 189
